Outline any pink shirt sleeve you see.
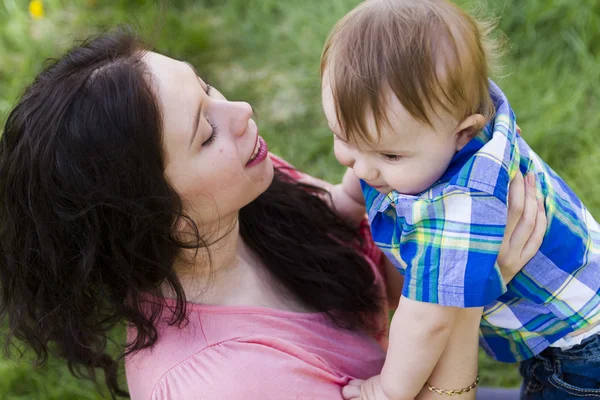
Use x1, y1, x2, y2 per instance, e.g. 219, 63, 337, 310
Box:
151, 339, 349, 400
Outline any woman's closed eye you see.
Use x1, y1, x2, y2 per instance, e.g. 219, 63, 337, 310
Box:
201, 84, 218, 147
202, 119, 218, 146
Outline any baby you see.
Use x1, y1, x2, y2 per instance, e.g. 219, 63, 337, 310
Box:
322, 0, 600, 399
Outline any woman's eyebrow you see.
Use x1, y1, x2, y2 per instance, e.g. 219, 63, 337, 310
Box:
183, 61, 203, 149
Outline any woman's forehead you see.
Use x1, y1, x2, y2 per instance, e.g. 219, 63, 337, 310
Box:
142, 52, 199, 93
142, 52, 202, 145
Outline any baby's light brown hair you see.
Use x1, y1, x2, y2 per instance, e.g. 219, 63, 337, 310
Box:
320, 0, 502, 146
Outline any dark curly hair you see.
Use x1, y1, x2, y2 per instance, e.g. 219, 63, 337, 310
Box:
0, 28, 380, 398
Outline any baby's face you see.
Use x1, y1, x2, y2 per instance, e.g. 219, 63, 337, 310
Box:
322, 83, 462, 196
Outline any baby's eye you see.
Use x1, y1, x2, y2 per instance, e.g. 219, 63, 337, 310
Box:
380, 153, 402, 162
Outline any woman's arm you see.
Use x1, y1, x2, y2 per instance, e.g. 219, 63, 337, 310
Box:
415, 172, 546, 400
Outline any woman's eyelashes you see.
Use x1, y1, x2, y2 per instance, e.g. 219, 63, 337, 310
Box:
201, 83, 218, 147
202, 119, 218, 146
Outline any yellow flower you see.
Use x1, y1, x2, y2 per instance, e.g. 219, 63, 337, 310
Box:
29, 0, 44, 19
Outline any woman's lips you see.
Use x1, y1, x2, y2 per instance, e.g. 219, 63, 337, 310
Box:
245, 136, 268, 168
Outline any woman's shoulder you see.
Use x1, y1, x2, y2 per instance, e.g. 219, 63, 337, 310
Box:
268, 153, 380, 258
269, 152, 306, 181
126, 307, 385, 399
269, 152, 294, 169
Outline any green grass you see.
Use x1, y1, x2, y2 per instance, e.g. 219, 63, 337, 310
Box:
1, 0, 599, 397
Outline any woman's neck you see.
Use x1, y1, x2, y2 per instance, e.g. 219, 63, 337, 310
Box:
170, 214, 310, 312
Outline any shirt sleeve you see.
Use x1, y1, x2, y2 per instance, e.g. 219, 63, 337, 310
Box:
395, 186, 509, 308
150, 339, 349, 400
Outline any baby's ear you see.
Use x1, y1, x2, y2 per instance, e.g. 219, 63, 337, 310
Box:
454, 114, 486, 151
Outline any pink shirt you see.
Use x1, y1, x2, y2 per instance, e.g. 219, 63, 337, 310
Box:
125, 155, 390, 399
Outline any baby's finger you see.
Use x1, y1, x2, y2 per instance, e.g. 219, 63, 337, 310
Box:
342, 383, 362, 400
509, 173, 537, 251
520, 198, 547, 261
346, 379, 365, 386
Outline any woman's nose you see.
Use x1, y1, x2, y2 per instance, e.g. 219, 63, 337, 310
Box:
229, 101, 253, 137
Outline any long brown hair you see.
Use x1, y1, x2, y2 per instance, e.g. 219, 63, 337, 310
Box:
0, 28, 380, 398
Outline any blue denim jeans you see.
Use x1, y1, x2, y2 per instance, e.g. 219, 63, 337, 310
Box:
519, 333, 600, 399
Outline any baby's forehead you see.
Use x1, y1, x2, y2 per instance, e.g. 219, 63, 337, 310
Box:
323, 70, 445, 146
381, 92, 422, 127
375, 93, 433, 138
380, 87, 458, 134
332, 93, 428, 148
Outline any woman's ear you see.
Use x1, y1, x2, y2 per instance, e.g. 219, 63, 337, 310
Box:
454, 114, 486, 151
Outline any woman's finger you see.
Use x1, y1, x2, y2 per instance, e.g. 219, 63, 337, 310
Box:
520, 198, 547, 261
499, 172, 525, 264
508, 173, 538, 251
505, 172, 525, 240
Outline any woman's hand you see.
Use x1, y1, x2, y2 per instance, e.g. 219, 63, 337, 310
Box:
497, 172, 547, 283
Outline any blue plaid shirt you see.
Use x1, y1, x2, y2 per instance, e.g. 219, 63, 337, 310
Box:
362, 81, 600, 362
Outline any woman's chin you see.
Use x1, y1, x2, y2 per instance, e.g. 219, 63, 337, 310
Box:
253, 155, 275, 191
241, 155, 274, 207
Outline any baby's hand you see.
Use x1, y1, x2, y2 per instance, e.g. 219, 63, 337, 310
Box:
342, 376, 390, 400
330, 183, 367, 226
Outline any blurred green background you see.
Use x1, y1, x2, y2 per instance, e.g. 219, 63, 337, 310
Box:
1, 0, 599, 398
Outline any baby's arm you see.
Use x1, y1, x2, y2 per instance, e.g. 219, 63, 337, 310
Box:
380, 298, 459, 400
330, 168, 366, 226
342, 300, 459, 400
415, 307, 482, 400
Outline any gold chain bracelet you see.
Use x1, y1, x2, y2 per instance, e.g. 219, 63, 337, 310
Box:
425, 374, 480, 396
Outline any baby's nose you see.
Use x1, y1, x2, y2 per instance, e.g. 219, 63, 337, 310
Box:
353, 160, 377, 182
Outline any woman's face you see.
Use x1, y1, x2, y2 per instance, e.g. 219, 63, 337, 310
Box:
142, 52, 273, 229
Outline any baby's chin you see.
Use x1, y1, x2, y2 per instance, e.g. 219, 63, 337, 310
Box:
392, 178, 442, 196
387, 185, 429, 196
373, 185, 393, 195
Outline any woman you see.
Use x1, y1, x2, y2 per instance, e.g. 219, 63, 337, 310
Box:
0, 29, 544, 399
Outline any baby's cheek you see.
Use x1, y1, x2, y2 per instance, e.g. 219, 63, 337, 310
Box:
333, 142, 353, 167
384, 167, 409, 191
418, 161, 448, 189
388, 163, 431, 195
